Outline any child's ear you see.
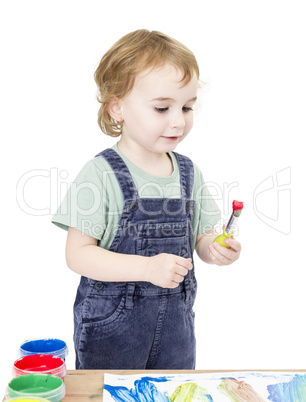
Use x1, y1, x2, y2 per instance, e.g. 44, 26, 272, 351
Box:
108, 97, 123, 122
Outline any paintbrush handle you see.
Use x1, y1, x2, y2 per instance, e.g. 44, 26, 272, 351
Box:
225, 214, 239, 233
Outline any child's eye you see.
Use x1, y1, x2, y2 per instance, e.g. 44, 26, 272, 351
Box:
155, 107, 169, 113
182, 107, 193, 113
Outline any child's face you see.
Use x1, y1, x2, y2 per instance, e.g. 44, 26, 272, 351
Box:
117, 64, 198, 156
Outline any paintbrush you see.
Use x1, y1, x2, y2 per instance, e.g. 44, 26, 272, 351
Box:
213, 200, 243, 248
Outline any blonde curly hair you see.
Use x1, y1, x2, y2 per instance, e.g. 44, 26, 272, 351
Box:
94, 29, 200, 137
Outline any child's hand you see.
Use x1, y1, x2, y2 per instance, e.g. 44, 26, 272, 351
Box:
145, 253, 193, 288
208, 237, 241, 266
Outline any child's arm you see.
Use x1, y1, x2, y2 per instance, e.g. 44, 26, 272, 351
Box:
196, 228, 241, 266
65, 227, 193, 288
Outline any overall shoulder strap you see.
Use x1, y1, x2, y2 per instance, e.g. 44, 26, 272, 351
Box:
172, 152, 194, 199
95, 148, 138, 201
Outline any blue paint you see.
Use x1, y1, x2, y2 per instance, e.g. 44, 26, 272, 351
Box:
267, 374, 306, 401
135, 376, 172, 383
20, 338, 68, 361
104, 376, 171, 401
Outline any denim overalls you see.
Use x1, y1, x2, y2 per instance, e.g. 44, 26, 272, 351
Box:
73, 148, 197, 369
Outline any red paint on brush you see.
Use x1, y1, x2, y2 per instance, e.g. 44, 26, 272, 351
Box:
232, 200, 243, 214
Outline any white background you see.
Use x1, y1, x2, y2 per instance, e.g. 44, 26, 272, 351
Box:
1, 0, 305, 396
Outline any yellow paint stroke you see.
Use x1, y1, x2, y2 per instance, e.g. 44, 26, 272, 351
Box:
218, 378, 265, 401
170, 382, 213, 401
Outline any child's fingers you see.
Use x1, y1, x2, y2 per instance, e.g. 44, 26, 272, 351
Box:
209, 243, 236, 265
224, 238, 242, 252
208, 245, 223, 266
176, 256, 193, 270
172, 273, 186, 285
171, 259, 193, 285
175, 265, 189, 277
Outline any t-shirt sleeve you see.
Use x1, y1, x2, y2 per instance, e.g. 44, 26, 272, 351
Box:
193, 163, 221, 235
51, 159, 109, 240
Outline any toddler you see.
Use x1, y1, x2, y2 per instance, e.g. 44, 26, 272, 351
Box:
52, 29, 241, 370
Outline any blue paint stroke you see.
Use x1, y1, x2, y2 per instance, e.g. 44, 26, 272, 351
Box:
268, 374, 306, 402
104, 376, 171, 402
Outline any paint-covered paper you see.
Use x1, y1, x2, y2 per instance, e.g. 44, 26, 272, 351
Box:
103, 371, 306, 401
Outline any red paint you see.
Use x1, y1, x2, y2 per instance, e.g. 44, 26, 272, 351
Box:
14, 354, 65, 378
232, 200, 243, 214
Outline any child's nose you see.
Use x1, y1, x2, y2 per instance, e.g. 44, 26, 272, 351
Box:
171, 111, 186, 129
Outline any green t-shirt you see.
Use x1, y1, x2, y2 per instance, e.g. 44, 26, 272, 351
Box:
52, 144, 220, 250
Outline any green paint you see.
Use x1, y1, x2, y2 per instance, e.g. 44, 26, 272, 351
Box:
89, 390, 103, 399
8, 374, 64, 401
170, 382, 212, 401
9, 374, 62, 392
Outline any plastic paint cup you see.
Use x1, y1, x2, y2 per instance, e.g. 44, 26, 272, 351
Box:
20, 339, 68, 361
7, 374, 65, 402
13, 354, 66, 379
5, 398, 51, 401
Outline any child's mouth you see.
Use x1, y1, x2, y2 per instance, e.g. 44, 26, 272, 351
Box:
161, 136, 179, 141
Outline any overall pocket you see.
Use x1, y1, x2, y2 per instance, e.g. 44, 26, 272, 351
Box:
135, 221, 191, 258
81, 282, 127, 327
137, 236, 189, 257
